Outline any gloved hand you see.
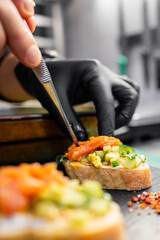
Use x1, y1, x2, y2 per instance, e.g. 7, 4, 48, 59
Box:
15, 58, 139, 141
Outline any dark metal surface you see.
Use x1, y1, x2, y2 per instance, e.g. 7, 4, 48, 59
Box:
107, 167, 160, 240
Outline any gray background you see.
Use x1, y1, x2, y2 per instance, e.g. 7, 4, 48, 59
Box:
35, 0, 160, 156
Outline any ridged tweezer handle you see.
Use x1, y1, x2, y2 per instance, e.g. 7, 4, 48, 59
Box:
33, 58, 79, 146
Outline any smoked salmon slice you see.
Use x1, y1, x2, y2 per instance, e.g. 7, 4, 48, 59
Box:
65, 136, 122, 161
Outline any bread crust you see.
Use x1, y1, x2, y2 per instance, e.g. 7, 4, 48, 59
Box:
64, 162, 152, 191
0, 203, 127, 240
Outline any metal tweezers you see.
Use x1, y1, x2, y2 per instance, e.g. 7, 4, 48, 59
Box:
33, 58, 79, 146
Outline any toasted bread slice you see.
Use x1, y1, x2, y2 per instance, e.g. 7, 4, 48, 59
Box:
64, 161, 152, 191
0, 203, 127, 240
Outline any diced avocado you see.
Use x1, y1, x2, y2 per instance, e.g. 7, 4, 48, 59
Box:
60, 188, 88, 207
81, 158, 89, 164
104, 152, 115, 161
92, 158, 102, 168
40, 184, 63, 202
80, 180, 103, 198
89, 154, 102, 168
85, 154, 91, 162
119, 145, 135, 155
124, 154, 137, 169
104, 153, 111, 161
104, 152, 119, 162
110, 160, 119, 167
95, 150, 105, 160
34, 201, 59, 219
88, 153, 95, 161
103, 145, 111, 153
112, 146, 119, 152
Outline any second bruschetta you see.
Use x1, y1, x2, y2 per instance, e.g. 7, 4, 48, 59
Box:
0, 162, 127, 240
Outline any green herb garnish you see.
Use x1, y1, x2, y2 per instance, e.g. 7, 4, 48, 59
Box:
111, 160, 119, 167
55, 155, 68, 163
126, 154, 137, 160
119, 145, 135, 156
62, 156, 69, 162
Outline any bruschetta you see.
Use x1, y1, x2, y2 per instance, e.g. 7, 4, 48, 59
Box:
62, 136, 152, 191
0, 162, 127, 240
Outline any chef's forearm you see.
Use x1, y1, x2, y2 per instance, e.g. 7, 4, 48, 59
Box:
0, 53, 33, 102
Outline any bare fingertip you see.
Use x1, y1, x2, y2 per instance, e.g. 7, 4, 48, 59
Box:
25, 45, 41, 67
23, 0, 34, 15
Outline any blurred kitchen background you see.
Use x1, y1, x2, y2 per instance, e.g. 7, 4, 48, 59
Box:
1, 0, 160, 164
33, 0, 160, 155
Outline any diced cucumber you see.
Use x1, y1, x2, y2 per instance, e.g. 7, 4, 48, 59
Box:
80, 180, 103, 198
95, 150, 105, 160
135, 156, 141, 167
88, 199, 110, 216
124, 154, 137, 169
103, 145, 111, 153
125, 159, 136, 169
110, 160, 119, 167
137, 154, 147, 163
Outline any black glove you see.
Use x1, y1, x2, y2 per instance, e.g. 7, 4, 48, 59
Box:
15, 58, 139, 141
